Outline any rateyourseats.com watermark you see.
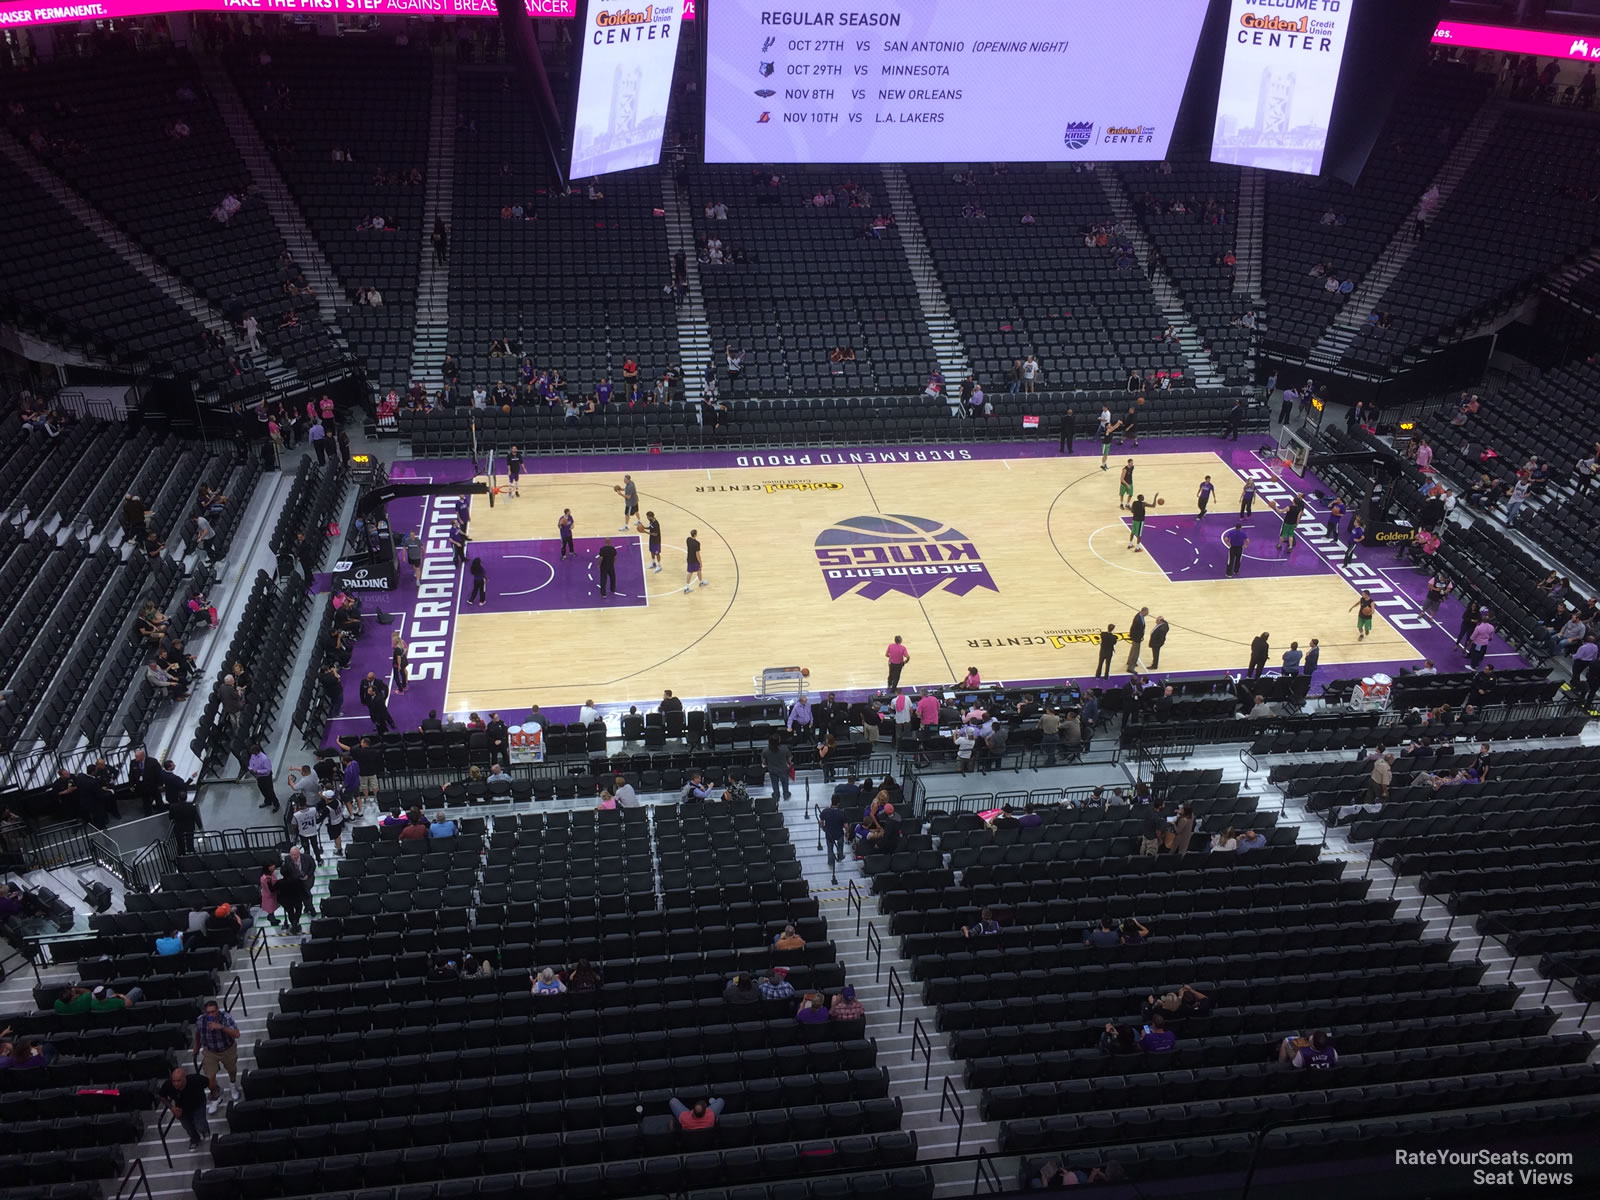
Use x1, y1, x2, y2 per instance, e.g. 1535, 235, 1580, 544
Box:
1396, 1149, 1576, 1187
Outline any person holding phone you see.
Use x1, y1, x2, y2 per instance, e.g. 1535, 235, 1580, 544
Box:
1137, 1014, 1176, 1053
193, 1000, 242, 1112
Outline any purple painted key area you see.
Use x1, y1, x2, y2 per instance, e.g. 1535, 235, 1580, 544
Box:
470, 537, 648, 615
1124, 513, 1332, 581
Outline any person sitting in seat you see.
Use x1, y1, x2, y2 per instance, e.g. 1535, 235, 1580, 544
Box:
758, 968, 795, 1002
669, 1095, 723, 1130
428, 812, 457, 838
156, 929, 188, 956
1290, 1029, 1338, 1069
564, 959, 602, 993
1120, 918, 1149, 945
1099, 1023, 1140, 1056
136, 603, 168, 646
724, 973, 760, 1005
1084, 916, 1121, 948
531, 967, 566, 996
962, 906, 1000, 939
1145, 984, 1209, 1023
795, 993, 830, 1024
1137, 1014, 1176, 1053
88, 984, 146, 1012
1278, 1029, 1315, 1063
773, 924, 806, 951
829, 985, 864, 1021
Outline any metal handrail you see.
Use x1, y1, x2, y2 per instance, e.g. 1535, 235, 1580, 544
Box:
222, 973, 248, 1019
114, 1157, 154, 1200
126, 840, 173, 894
247, 923, 273, 989
1239, 747, 1259, 789
846, 878, 863, 937
973, 1147, 1004, 1195
939, 1074, 967, 1155
885, 964, 907, 1035
865, 920, 883, 983
154, 1105, 176, 1170
909, 1015, 933, 1090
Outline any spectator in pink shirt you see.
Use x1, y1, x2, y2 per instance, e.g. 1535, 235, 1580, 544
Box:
915, 693, 941, 729
1468, 617, 1496, 667
884, 636, 909, 689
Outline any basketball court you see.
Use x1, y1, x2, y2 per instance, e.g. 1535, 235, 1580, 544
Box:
329, 437, 1523, 728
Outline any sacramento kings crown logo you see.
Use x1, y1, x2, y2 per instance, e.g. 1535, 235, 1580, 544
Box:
1063, 121, 1095, 150
814, 514, 999, 601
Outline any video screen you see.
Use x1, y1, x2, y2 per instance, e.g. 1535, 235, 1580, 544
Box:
704, 0, 1209, 164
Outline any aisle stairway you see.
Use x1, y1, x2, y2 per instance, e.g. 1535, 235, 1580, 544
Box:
661, 171, 714, 405
1096, 171, 1226, 390
410, 53, 457, 393
194, 53, 347, 329
778, 780, 996, 1166
880, 166, 970, 389
1232, 167, 1266, 305
0, 127, 302, 397
1309, 96, 1505, 369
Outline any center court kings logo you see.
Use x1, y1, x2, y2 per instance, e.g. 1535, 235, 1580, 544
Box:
814, 514, 999, 601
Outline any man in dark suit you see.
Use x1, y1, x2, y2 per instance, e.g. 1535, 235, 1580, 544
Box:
359, 672, 393, 734
1147, 616, 1170, 670
486, 714, 509, 761
1126, 607, 1149, 672
1094, 624, 1118, 679
128, 749, 165, 817
1248, 632, 1271, 679
161, 760, 201, 853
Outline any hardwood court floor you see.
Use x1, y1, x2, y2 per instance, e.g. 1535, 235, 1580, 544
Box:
443, 449, 1418, 712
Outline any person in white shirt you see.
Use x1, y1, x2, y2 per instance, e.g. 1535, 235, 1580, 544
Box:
1413, 660, 1438, 676
1021, 356, 1039, 393
487, 764, 512, 784
242, 314, 260, 353
577, 700, 600, 726
954, 727, 977, 772
1577, 457, 1597, 494
611, 778, 641, 807
892, 690, 914, 746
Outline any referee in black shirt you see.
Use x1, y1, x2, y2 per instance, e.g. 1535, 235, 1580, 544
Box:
597, 539, 618, 597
